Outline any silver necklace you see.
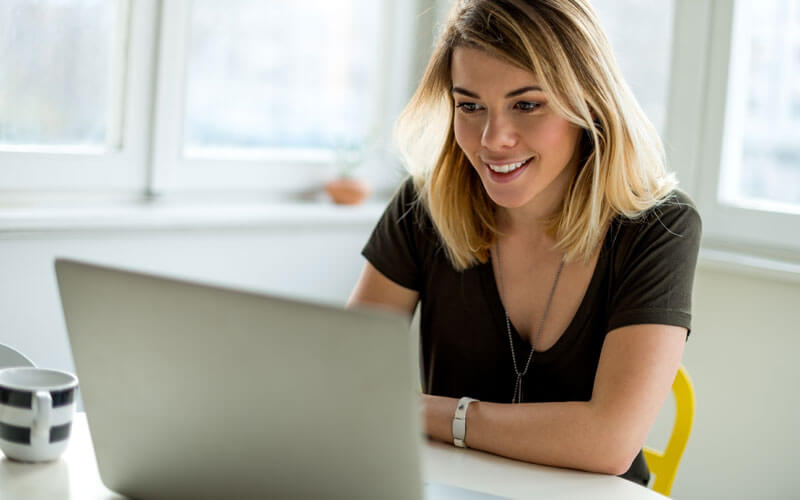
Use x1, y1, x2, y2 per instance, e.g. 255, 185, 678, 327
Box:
494, 244, 565, 404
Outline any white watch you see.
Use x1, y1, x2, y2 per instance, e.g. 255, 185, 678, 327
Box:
452, 397, 478, 448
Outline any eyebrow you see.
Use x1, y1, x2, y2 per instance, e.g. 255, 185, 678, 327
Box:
450, 85, 543, 99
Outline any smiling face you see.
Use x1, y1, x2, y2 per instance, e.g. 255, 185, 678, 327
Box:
451, 46, 583, 222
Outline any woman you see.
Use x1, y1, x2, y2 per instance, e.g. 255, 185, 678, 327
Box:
348, 0, 701, 486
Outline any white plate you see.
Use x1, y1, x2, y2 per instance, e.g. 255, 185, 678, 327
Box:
0, 344, 35, 370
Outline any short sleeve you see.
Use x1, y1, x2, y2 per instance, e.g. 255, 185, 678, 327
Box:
361, 177, 428, 291
607, 190, 702, 335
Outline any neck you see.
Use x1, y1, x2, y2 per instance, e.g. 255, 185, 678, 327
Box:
498, 203, 557, 236
498, 189, 571, 250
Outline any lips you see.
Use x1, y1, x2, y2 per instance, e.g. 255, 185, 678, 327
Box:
483, 156, 534, 183
485, 156, 533, 174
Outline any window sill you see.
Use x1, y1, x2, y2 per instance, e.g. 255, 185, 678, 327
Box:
5, 202, 798, 285
698, 246, 800, 285
0, 198, 387, 233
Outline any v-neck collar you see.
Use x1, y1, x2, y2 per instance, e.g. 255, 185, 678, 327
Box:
478, 232, 609, 362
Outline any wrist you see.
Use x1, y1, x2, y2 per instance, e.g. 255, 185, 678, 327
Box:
452, 397, 479, 448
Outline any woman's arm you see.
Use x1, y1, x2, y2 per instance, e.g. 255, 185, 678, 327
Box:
347, 262, 419, 316
422, 323, 686, 475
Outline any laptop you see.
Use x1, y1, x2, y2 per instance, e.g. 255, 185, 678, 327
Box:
55, 258, 506, 500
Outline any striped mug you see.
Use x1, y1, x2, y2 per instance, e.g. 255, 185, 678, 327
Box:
0, 367, 78, 462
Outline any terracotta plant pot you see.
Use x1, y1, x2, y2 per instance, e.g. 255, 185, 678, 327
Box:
324, 178, 371, 205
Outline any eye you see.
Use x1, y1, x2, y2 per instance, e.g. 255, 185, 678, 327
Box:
455, 102, 482, 113
515, 101, 542, 112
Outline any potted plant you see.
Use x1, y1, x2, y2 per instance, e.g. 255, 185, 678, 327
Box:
324, 138, 372, 205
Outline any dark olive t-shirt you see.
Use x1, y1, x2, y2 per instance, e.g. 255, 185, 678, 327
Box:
362, 178, 702, 486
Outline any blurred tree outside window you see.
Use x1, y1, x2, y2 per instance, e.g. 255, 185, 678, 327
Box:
183, 0, 381, 159
0, 0, 126, 153
720, 0, 800, 211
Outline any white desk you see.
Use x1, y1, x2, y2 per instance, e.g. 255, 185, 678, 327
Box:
0, 414, 665, 500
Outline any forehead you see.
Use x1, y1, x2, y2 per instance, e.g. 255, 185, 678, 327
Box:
451, 46, 540, 92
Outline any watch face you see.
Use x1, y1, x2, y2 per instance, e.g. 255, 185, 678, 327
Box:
453, 398, 477, 447
452, 419, 466, 439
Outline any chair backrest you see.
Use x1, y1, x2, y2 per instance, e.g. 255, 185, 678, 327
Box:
643, 364, 695, 497
0, 343, 36, 369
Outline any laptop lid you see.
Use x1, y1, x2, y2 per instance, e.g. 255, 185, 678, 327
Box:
55, 258, 423, 500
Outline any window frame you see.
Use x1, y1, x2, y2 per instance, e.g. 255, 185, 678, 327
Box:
11, 0, 797, 260
149, 0, 417, 195
0, 0, 424, 198
670, 0, 800, 257
0, 0, 158, 193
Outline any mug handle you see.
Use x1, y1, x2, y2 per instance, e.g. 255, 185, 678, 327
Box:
31, 391, 53, 448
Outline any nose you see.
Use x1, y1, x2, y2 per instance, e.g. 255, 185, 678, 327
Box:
481, 112, 518, 150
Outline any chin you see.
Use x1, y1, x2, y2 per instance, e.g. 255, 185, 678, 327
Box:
476, 172, 536, 209
481, 185, 533, 209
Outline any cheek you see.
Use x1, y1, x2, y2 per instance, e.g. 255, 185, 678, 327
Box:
529, 117, 580, 160
453, 117, 480, 154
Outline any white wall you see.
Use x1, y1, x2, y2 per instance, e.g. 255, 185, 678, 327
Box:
0, 221, 375, 373
2, 220, 798, 498
639, 262, 800, 499
670, 267, 800, 499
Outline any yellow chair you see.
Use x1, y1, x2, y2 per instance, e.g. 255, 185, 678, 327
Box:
643, 365, 695, 497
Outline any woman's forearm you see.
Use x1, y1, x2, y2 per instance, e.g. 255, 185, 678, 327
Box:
421, 394, 640, 476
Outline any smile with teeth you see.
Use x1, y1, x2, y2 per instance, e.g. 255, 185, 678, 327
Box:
486, 157, 533, 173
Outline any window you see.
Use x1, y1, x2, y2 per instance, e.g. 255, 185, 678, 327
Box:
685, 0, 800, 254
151, 0, 414, 194
4, 0, 797, 260
0, 0, 122, 152
1, 0, 419, 196
183, 0, 381, 156
0, 0, 156, 193
718, 0, 800, 212
592, 0, 675, 136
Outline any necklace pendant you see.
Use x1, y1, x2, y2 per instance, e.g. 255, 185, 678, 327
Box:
512, 374, 523, 404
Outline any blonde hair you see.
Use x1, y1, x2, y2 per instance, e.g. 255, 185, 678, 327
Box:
394, 0, 677, 270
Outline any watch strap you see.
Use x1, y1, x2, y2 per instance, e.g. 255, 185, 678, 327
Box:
452, 397, 478, 448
